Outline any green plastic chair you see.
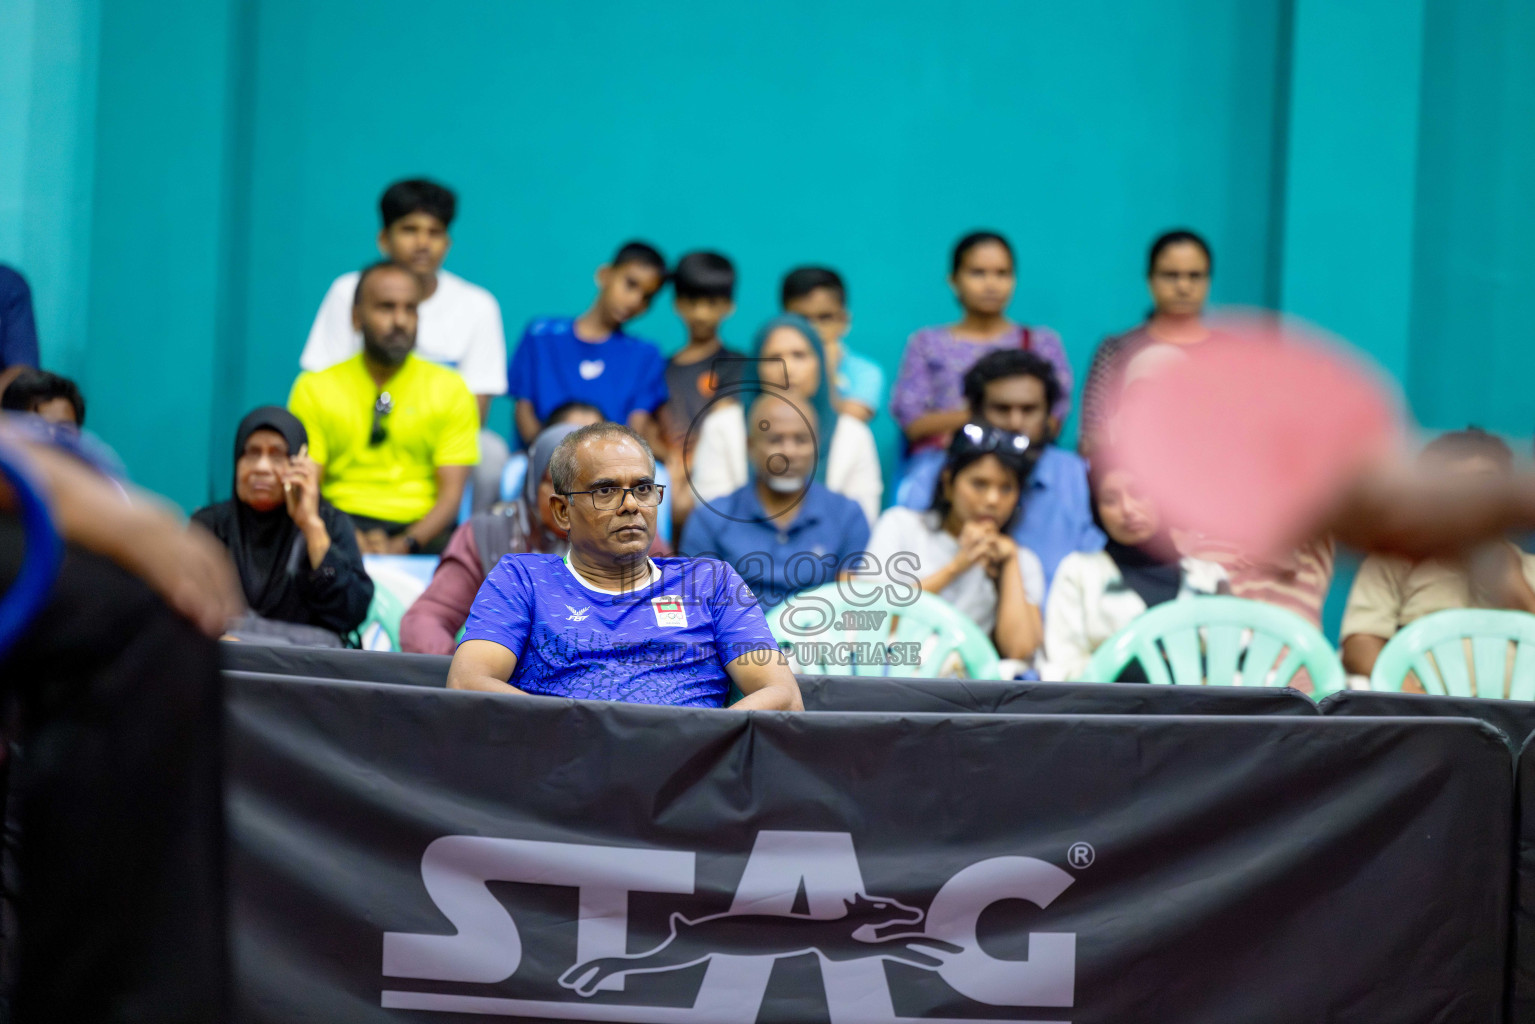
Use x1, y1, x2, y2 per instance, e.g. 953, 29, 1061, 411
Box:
768, 583, 1003, 679
1081, 596, 1346, 696
1368, 608, 1535, 699
359, 583, 410, 652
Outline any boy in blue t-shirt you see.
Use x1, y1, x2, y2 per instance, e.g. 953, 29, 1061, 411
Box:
781, 266, 886, 423
508, 241, 670, 444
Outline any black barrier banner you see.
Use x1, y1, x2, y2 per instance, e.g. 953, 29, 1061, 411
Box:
1515, 733, 1535, 1022
1323, 688, 1535, 752
221, 640, 451, 686
799, 676, 1317, 716
228, 676, 1509, 1023
219, 642, 1317, 718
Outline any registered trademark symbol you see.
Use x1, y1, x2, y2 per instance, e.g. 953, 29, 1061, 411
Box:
1067, 842, 1095, 869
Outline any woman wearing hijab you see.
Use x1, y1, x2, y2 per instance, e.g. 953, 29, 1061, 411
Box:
192, 406, 373, 645
686, 314, 882, 526
1041, 465, 1227, 681
400, 419, 673, 654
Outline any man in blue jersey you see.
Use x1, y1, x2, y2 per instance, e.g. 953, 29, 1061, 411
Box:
447, 422, 803, 710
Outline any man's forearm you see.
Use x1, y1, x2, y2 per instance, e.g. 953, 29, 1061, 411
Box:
408, 479, 468, 546
515, 400, 541, 445
446, 670, 526, 695
732, 682, 801, 711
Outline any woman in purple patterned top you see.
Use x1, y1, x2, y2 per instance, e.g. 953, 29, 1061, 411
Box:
890, 231, 1073, 460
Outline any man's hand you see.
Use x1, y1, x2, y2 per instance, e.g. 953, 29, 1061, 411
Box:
383, 533, 414, 555
355, 528, 391, 554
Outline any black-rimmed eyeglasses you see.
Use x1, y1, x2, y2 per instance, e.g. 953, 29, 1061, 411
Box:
560, 483, 666, 510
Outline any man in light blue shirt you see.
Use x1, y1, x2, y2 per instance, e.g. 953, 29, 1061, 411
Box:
680, 395, 870, 609
897, 350, 1103, 595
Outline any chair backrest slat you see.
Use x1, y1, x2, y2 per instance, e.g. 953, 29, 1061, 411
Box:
1511, 643, 1535, 701
1138, 640, 1175, 687
1409, 652, 1442, 694
1161, 629, 1204, 685
1204, 624, 1245, 685
1471, 636, 1510, 699
1239, 633, 1286, 688
1430, 639, 1474, 697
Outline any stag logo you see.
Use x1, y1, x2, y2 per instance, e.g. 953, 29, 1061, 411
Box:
559, 891, 961, 996
381, 830, 1079, 1021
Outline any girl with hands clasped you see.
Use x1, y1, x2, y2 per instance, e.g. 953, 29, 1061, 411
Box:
192, 407, 374, 645
867, 422, 1045, 662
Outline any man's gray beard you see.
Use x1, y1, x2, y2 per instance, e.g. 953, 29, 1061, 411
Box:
764, 475, 806, 493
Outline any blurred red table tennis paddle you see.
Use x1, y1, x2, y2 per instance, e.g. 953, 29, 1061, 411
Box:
1104, 315, 1403, 557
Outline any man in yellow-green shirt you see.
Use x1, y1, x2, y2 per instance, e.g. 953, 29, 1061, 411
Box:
289, 262, 479, 554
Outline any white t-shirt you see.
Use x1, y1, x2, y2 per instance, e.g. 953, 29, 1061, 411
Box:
300, 268, 508, 396
866, 507, 1045, 635
687, 403, 883, 527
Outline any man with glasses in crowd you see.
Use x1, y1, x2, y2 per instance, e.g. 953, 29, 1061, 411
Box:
447, 422, 802, 710
288, 261, 479, 554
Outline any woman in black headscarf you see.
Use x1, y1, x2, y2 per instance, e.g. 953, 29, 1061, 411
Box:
192, 406, 373, 644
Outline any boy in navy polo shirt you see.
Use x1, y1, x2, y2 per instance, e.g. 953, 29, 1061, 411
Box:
680, 395, 869, 608
509, 241, 670, 445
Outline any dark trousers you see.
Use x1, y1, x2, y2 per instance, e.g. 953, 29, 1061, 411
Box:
0, 516, 227, 1022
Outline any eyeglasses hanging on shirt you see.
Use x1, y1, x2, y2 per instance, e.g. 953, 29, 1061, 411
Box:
369, 392, 393, 447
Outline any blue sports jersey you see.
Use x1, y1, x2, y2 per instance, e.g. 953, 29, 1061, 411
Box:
461, 554, 779, 707
506, 317, 669, 424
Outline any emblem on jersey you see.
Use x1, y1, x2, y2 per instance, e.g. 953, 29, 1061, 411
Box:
566, 605, 591, 622
651, 596, 687, 628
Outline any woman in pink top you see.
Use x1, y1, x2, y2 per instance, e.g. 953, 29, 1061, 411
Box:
1078, 229, 1214, 460
890, 230, 1072, 505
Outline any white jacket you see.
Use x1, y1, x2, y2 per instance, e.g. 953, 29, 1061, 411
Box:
1042, 550, 1228, 681
687, 404, 883, 527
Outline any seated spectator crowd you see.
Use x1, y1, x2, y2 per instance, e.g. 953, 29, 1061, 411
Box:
5, 178, 1530, 705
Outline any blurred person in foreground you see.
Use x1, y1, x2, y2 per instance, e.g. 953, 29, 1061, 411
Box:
0, 417, 240, 1021
1341, 429, 1535, 680
679, 393, 869, 610
447, 423, 800, 709
1105, 322, 1535, 629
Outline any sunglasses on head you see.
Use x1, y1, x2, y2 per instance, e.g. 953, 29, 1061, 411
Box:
369, 391, 393, 447
952, 421, 1030, 459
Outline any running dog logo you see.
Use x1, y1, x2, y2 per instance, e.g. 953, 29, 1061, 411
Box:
558, 891, 962, 996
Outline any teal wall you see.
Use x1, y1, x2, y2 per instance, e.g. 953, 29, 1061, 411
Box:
2, 0, 1531, 520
